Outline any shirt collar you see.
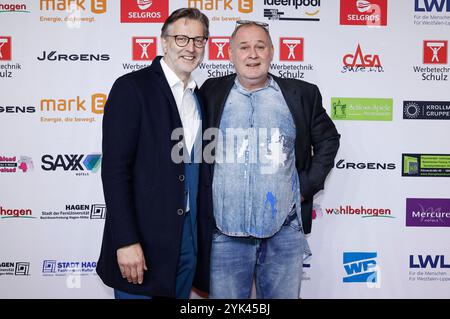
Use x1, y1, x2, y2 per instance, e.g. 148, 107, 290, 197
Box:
161, 58, 197, 91
234, 75, 279, 93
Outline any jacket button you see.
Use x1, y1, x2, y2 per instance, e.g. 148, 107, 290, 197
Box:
179, 175, 185, 182
177, 209, 184, 216
178, 142, 184, 149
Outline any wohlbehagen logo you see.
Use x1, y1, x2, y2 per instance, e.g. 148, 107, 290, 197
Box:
402, 153, 450, 177
331, 97, 393, 121
0, 206, 35, 219
326, 205, 395, 218
0, 3, 30, 13
263, 0, 320, 22
404, 101, 450, 120
406, 198, 450, 227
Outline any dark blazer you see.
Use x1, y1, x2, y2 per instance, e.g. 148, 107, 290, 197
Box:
96, 56, 211, 297
199, 73, 340, 235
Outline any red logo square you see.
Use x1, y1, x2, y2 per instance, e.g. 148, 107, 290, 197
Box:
132, 37, 157, 61
209, 37, 230, 61
340, 0, 387, 26
121, 0, 168, 23
423, 40, 448, 64
0, 36, 12, 61
280, 38, 304, 62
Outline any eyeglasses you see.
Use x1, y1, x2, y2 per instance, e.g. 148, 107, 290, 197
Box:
235, 20, 269, 29
166, 35, 208, 48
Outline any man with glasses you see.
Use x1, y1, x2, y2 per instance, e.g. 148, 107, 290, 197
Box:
96, 8, 211, 299
200, 20, 340, 298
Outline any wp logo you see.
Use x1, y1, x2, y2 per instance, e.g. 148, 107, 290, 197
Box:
343, 252, 379, 284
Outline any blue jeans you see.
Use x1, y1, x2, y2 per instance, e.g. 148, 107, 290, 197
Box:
210, 214, 307, 299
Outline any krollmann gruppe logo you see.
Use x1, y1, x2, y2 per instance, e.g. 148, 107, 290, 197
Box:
122, 37, 157, 72
0, 2, 30, 14
404, 101, 450, 120
331, 98, 393, 121
402, 154, 450, 177
188, 0, 252, 22
41, 204, 106, 221
121, 0, 168, 23
270, 38, 314, 80
413, 40, 449, 81
0, 36, 22, 79
414, 0, 450, 26
36, 50, 110, 62
342, 44, 384, 73
0, 262, 30, 276
340, 0, 387, 26
42, 260, 97, 276
406, 198, 450, 227
343, 252, 379, 286
0, 206, 35, 220
39, 0, 107, 26
41, 154, 102, 176
409, 254, 450, 283
334, 159, 396, 171
0, 155, 34, 173
326, 205, 395, 219
200, 36, 234, 78
263, 0, 320, 22
39, 93, 106, 124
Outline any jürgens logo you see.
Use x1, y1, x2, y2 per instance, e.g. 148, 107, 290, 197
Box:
37, 51, 110, 62
41, 154, 102, 175
0, 106, 35, 113
335, 159, 396, 170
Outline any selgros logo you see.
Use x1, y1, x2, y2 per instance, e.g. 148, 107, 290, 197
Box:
41, 204, 106, 220
340, 0, 387, 26
343, 252, 378, 283
41, 154, 102, 175
342, 44, 384, 73
0, 3, 30, 13
263, 0, 320, 22
42, 260, 97, 275
403, 101, 450, 120
326, 206, 394, 218
0, 206, 34, 219
331, 97, 393, 121
0, 155, 34, 173
406, 198, 450, 227
121, 0, 168, 23
402, 153, 450, 177
0, 262, 30, 276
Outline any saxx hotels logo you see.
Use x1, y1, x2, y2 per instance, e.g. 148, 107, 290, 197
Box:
343, 252, 379, 285
331, 97, 393, 121
187, 0, 253, 13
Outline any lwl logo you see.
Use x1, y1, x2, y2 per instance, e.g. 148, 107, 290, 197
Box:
343, 252, 378, 283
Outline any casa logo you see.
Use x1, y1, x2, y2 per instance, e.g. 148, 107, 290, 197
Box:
413, 40, 449, 81
340, 0, 387, 26
0, 155, 34, 173
403, 100, 450, 120
0, 3, 30, 14
37, 50, 110, 62
0, 262, 30, 276
0, 206, 35, 219
209, 37, 230, 61
402, 153, 450, 177
0, 36, 22, 79
325, 205, 395, 219
40, 0, 107, 13
334, 159, 396, 171
41, 204, 106, 220
343, 252, 379, 285
263, 0, 320, 22
121, 0, 168, 23
132, 37, 157, 61
0, 105, 35, 114
42, 260, 97, 276
342, 44, 384, 73
409, 254, 450, 283
406, 198, 450, 227
280, 37, 304, 61
41, 154, 102, 175
39, 93, 106, 124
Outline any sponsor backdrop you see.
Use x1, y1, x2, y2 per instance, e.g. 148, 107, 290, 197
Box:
1, 0, 449, 299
